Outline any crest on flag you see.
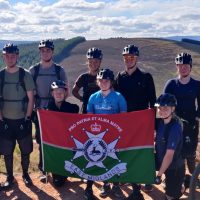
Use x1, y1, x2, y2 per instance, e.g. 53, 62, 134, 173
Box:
64, 120, 127, 181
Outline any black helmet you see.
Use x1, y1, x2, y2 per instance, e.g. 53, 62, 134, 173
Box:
175, 52, 192, 65
86, 47, 103, 59
97, 68, 114, 81
51, 80, 67, 90
38, 39, 54, 50
2, 43, 19, 54
122, 44, 139, 56
155, 93, 177, 107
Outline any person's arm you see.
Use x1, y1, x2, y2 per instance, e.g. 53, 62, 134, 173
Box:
146, 73, 156, 108
196, 81, 200, 120
72, 85, 83, 102
0, 111, 3, 121
157, 149, 174, 176
26, 90, 34, 118
118, 93, 127, 113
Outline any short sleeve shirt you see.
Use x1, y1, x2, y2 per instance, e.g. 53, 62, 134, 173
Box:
75, 72, 99, 104
155, 118, 183, 169
87, 90, 127, 114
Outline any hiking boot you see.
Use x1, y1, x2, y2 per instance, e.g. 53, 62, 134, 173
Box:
112, 185, 124, 198
99, 183, 111, 197
84, 188, 96, 200
22, 173, 33, 186
52, 176, 66, 187
125, 190, 145, 200
2, 175, 14, 190
143, 184, 153, 192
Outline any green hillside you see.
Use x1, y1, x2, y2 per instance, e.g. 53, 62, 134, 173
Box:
0, 36, 86, 69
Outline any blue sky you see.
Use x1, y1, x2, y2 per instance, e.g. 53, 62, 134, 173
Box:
0, 0, 200, 41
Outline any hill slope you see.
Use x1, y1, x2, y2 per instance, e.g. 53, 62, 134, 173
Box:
61, 38, 200, 95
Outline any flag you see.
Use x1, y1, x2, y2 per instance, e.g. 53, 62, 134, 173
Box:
38, 109, 155, 183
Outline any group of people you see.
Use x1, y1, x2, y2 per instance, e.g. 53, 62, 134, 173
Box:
0, 39, 199, 200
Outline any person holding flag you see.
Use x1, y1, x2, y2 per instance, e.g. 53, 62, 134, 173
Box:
114, 44, 156, 199
85, 68, 127, 200
47, 80, 79, 187
154, 93, 185, 200
29, 39, 67, 182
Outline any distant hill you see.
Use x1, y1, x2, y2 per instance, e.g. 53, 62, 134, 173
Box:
0, 40, 34, 49
60, 38, 200, 96
164, 35, 200, 41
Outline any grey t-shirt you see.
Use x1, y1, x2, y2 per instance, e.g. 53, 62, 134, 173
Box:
29, 63, 67, 108
2, 68, 35, 119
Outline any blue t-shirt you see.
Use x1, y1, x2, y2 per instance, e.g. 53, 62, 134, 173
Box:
164, 78, 200, 122
87, 90, 127, 114
155, 117, 183, 169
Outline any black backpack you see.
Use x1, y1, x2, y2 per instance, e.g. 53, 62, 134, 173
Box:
0, 67, 28, 110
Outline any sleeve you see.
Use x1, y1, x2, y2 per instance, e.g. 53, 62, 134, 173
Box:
60, 67, 67, 82
28, 66, 34, 77
75, 74, 84, 89
24, 71, 35, 91
163, 79, 174, 94
87, 94, 95, 113
72, 104, 80, 113
146, 73, 156, 108
118, 93, 127, 112
167, 123, 182, 150
113, 72, 120, 91
196, 81, 200, 118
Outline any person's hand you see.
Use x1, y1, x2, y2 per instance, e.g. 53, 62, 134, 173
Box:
155, 176, 162, 185
25, 116, 32, 130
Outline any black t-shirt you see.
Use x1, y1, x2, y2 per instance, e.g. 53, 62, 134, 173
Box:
47, 101, 79, 113
74, 72, 99, 113
114, 68, 156, 112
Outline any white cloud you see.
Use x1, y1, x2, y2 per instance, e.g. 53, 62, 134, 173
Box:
0, 0, 199, 40
0, 0, 10, 10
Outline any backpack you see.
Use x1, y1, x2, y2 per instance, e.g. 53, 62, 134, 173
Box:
32, 63, 62, 107
32, 63, 61, 83
0, 67, 28, 110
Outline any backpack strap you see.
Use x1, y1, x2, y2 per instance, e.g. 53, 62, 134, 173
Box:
33, 63, 40, 83
54, 63, 61, 80
0, 68, 6, 97
18, 67, 26, 93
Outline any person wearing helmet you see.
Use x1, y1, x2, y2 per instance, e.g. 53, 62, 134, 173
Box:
85, 68, 127, 200
154, 93, 185, 200
164, 52, 200, 188
72, 47, 102, 114
46, 80, 79, 187
0, 43, 35, 189
114, 44, 156, 199
29, 39, 67, 182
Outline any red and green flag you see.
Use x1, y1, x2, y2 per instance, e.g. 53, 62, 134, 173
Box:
38, 109, 155, 183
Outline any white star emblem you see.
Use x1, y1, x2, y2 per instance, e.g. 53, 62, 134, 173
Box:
71, 128, 120, 170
